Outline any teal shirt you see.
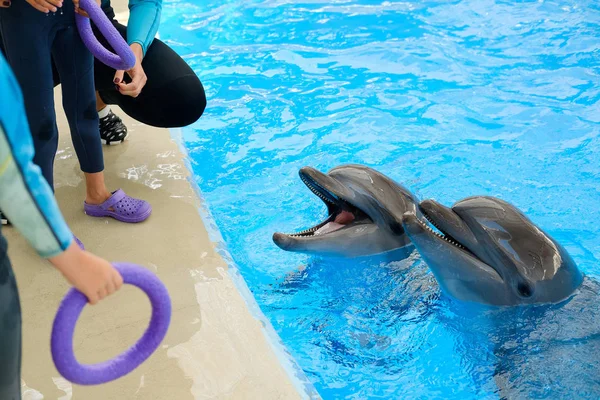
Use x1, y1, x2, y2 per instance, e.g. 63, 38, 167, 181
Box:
102, 0, 162, 56
0, 55, 73, 258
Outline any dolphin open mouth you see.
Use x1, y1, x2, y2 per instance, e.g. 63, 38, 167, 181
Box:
402, 197, 586, 305
420, 211, 464, 248
277, 167, 371, 239
410, 202, 505, 285
402, 204, 507, 290
416, 205, 476, 257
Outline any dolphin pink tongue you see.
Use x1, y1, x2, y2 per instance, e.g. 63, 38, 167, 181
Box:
335, 210, 355, 224
314, 211, 355, 236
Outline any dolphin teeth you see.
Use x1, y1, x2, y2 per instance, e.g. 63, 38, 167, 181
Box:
419, 215, 466, 250
288, 225, 319, 237
286, 214, 335, 237
285, 172, 337, 237
300, 174, 336, 205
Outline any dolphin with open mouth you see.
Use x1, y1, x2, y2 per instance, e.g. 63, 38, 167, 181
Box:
272, 164, 423, 258
401, 196, 584, 306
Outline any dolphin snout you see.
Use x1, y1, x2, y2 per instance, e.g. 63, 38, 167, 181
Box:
451, 196, 505, 218
273, 232, 292, 250
299, 166, 317, 176
401, 212, 423, 237
420, 199, 442, 215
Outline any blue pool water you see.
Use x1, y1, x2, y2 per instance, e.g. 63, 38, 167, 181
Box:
160, 0, 600, 398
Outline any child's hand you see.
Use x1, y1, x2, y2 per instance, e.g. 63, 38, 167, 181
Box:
74, 0, 101, 18
25, 0, 63, 13
49, 241, 123, 304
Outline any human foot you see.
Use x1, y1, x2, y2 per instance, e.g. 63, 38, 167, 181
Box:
84, 189, 151, 223
99, 107, 128, 146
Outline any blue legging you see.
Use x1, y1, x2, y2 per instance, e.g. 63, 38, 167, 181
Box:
0, 1, 103, 189
0, 227, 21, 400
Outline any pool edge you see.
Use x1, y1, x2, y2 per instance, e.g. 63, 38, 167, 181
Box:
169, 127, 321, 400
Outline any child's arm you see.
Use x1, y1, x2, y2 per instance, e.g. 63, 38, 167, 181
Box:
76, 0, 162, 57
126, 0, 162, 56
0, 57, 72, 258
0, 55, 122, 304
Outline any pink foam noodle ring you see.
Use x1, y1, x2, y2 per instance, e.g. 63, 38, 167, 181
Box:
75, 0, 136, 71
51, 263, 172, 385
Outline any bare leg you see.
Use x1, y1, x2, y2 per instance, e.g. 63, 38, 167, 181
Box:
96, 91, 107, 112
84, 172, 111, 205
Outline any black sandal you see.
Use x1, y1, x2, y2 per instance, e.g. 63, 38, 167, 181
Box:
99, 109, 129, 145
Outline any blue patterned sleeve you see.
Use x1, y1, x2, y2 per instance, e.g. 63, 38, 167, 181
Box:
0, 55, 73, 258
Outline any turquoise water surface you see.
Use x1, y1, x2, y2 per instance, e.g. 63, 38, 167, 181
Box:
160, 1, 600, 398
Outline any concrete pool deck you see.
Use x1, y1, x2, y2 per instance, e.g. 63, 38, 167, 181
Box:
2, 2, 311, 398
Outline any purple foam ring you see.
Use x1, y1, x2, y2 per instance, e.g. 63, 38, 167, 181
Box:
75, 0, 136, 71
51, 262, 172, 385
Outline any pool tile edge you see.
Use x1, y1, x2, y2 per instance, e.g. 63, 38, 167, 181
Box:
169, 127, 321, 400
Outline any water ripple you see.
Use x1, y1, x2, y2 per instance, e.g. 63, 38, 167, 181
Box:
162, 0, 600, 398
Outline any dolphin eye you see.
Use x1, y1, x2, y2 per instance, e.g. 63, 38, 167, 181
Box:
517, 282, 533, 298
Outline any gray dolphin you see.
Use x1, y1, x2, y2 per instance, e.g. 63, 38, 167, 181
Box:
272, 164, 422, 258
401, 196, 584, 306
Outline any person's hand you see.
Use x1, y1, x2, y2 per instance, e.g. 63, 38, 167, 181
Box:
25, 0, 62, 13
49, 241, 123, 305
74, 0, 100, 18
114, 43, 147, 98
0, 1, 11, 9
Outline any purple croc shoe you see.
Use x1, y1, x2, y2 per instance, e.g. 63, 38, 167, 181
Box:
84, 189, 151, 223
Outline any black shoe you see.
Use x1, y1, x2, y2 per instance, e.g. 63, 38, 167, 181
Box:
99, 109, 128, 145
1, 210, 9, 226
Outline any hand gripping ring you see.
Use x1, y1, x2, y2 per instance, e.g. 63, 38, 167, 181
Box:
75, 0, 137, 71
51, 263, 172, 385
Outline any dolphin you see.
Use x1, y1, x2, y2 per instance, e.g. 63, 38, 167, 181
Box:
401, 196, 584, 306
272, 164, 423, 258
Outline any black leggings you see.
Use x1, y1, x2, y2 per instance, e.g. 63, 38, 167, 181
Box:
0, 18, 206, 129
54, 20, 207, 128
0, 0, 104, 189
0, 228, 22, 400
